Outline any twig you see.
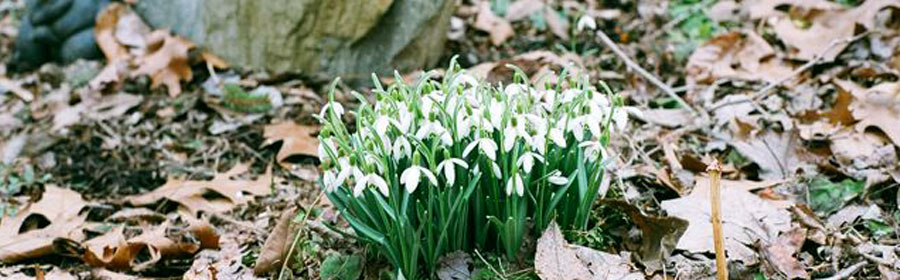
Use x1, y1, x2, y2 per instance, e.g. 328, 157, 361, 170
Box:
0, 77, 34, 102
594, 29, 698, 115
751, 31, 872, 101
474, 249, 506, 280
819, 261, 867, 280
277, 191, 326, 280
707, 159, 728, 280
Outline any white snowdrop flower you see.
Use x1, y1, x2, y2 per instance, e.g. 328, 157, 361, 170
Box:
416, 121, 453, 146
549, 127, 567, 148
516, 152, 544, 173
506, 173, 525, 196
567, 116, 586, 141
579, 140, 608, 160
613, 107, 641, 132
489, 101, 504, 129
392, 136, 412, 160
576, 15, 597, 33
560, 89, 580, 103
352, 169, 389, 197
505, 84, 527, 96
390, 104, 413, 134
422, 97, 434, 116
491, 161, 502, 178
458, 118, 471, 138
375, 115, 390, 136
323, 170, 337, 192
453, 73, 478, 89
503, 125, 519, 152
463, 138, 498, 161
400, 166, 438, 193
364, 154, 385, 173
318, 101, 345, 119
531, 133, 547, 155
548, 170, 568, 185
318, 137, 337, 159
436, 158, 469, 186
586, 111, 604, 138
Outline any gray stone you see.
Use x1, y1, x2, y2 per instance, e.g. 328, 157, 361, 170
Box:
133, 0, 454, 79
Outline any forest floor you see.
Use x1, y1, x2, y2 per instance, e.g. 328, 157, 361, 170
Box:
1, 0, 899, 279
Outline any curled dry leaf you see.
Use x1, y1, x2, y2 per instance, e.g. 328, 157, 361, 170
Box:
534, 221, 642, 280
263, 122, 320, 165
747, 0, 899, 61
731, 130, 803, 180
836, 80, 900, 148
126, 163, 273, 215
473, 2, 514, 46
81, 219, 218, 271
661, 177, 791, 265
687, 31, 793, 85
436, 251, 473, 280
253, 207, 296, 276
600, 200, 688, 272
132, 30, 195, 97
762, 227, 809, 279
0, 186, 88, 263
94, 3, 131, 62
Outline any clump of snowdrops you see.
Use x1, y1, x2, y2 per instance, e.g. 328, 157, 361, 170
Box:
316, 60, 634, 279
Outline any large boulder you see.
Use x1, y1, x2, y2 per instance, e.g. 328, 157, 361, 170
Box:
133, 0, 454, 79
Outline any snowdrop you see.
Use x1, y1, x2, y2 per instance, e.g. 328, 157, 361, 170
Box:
436, 158, 468, 186
315, 60, 632, 278
400, 166, 438, 193
353, 169, 389, 197
576, 15, 597, 33
517, 152, 544, 173
506, 173, 524, 196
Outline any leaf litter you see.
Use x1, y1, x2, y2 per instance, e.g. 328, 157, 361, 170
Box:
2, 0, 900, 278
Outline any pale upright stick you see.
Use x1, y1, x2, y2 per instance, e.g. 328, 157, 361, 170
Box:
708, 160, 728, 280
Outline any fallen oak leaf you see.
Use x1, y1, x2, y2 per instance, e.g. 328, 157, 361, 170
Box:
836, 80, 900, 148
253, 207, 297, 276
687, 31, 793, 85
132, 30, 195, 97
126, 163, 273, 215
0, 186, 88, 263
94, 3, 131, 62
534, 221, 643, 280
81, 219, 218, 271
473, 1, 514, 46
660, 177, 791, 265
761, 227, 809, 279
263, 122, 320, 164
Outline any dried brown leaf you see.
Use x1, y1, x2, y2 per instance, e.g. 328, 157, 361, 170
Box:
661, 177, 791, 264
132, 30, 195, 97
838, 80, 900, 148
94, 3, 131, 62
762, 227, 809, 279
473, 2, 514, 46
263, 122, 320, 164
0, 186, 88, 263
731, 130, 803, 180
535, 221, 642, 280
126, 163, 273, 215
253, 207, 296, 276
687, 31, 793, 85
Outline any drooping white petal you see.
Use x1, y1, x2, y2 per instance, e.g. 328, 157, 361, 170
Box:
370, 174, 389, 196
613, 108, 629, 132
515, 174, 524, 196
463, 140, 479, 157
506, 176, 514, 195
587, 112, 603, 137
503, 126, 518, 152
375, 115, 390, 136
401, 167, 421, 193
576, 16, 597, 33
353, 177, 367, 197
549, 127, 567, 148
548, 170, 568, 185
491, 161, 502, 178
489, 101, 504, 128
480, 139, 498, 161
420, 167, 438, 186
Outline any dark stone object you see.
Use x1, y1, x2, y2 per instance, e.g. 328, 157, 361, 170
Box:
7, 0, 110, 72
